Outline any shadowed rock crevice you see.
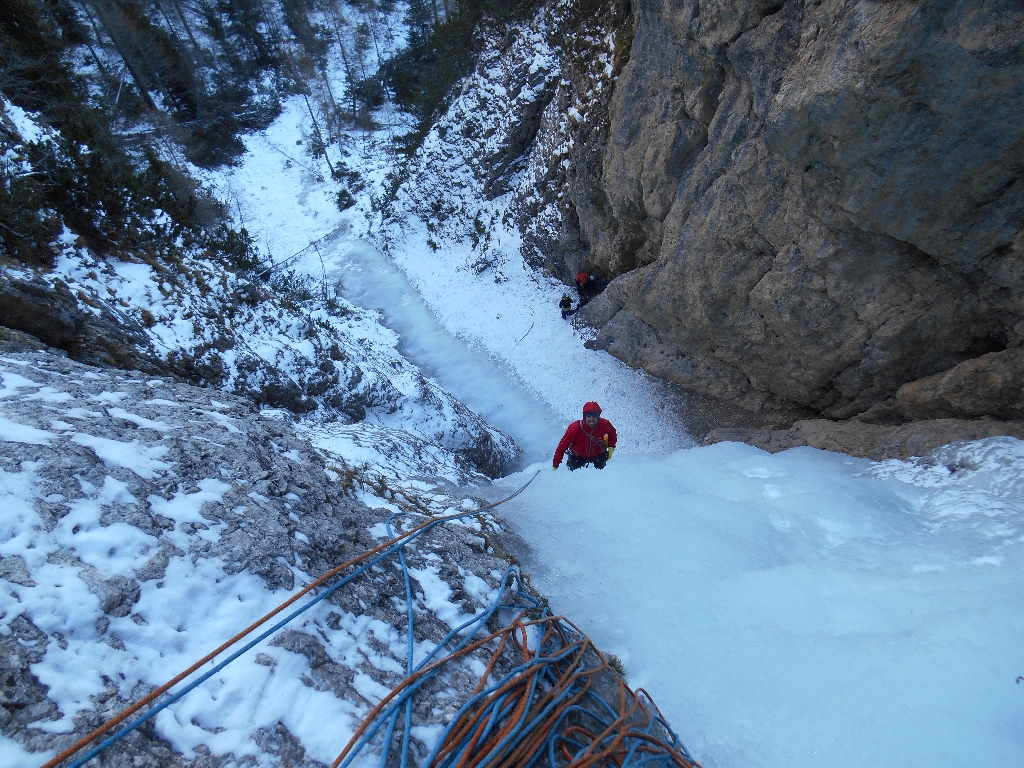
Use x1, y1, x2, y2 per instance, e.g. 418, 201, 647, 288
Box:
0, 272, 167, 374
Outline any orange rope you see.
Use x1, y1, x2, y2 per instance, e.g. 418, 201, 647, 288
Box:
43, 477, 539, 768
429, 622, 700, 768
329, 616, 544, 768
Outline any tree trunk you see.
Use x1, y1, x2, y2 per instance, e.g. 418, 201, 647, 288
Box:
170, 0, 204, 60
78, 0, 158, 111
303, 93, 335, 176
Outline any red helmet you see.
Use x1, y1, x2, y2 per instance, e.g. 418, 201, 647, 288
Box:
582, 401, 602, 417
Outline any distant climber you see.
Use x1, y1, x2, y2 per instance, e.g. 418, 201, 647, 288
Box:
559, 294, 575, 319
574, 271, 609, 307
575, 271, 593, 304
553, 402, 617, 471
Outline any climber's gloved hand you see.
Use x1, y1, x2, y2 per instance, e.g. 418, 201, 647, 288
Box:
607, 447, 614, 460
552, 463, 559, 470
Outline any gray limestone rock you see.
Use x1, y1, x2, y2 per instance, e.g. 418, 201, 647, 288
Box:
46, 552, 142, 618
0, 616, 62, 749
252, 721, 325, 768
708, 417, 1024, 460
134, 541, 185, 582
530, 0, 1024, 433
271, 630, 359, 701
0, 273, 168, 375
894, 346, 1024, 421
0, 555, 35, 587
0, 349, 530, 766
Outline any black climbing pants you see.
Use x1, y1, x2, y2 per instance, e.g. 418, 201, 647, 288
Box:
567, 450, 609, 471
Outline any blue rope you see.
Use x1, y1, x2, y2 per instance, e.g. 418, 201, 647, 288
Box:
66, 477, 538, 768
68, 522, 439, 768
61, 469, 695, 768
334, 567, 536, 768
386, 513, 415, 768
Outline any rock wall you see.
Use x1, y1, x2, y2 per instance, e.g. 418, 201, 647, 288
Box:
0, 271, 168, 374
544, 0, 1024, 428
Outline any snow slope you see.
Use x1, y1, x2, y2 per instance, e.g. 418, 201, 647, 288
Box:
200, 97, 566, 466
0, 351, 518, 767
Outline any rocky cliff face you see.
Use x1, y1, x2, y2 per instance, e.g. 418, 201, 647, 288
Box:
532, 0, 1024, 430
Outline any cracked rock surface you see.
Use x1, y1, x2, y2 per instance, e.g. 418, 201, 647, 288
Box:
529, 0, 1024, 431
0, 347, 532, 766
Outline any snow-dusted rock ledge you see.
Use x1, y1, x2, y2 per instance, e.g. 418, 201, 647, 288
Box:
0, 347, 529, 767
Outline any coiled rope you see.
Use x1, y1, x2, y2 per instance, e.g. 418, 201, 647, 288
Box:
42, 470, 698, 768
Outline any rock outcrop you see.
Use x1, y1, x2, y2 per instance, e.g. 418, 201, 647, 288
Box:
538, 0, 1024, 431
0, 271, 168, 374
0, 346, 529, 764
893, 346, 1024, 421
0, 247, 520, 478
708, 416, 1024, 460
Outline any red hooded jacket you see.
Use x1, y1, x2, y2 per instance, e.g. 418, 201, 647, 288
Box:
553, 402, 617, 466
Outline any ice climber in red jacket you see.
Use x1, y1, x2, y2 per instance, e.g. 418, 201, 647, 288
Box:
553, 401, 617, 471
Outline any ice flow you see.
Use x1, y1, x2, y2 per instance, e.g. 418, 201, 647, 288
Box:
319, 233, 1023, 768
497, 441, 1024, 768
323, 239, 562, 467
208, 97, 1023, 767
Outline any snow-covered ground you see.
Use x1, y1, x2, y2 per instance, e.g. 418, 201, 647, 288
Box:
0, 350, 521, 767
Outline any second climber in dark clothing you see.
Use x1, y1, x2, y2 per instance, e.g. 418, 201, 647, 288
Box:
553, 401, 617, 470
575, 271, 595, 306
574, 271, 610, 307
559, 294, 575, 319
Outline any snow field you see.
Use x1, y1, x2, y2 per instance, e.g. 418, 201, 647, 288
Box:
497, 441, 1024, 768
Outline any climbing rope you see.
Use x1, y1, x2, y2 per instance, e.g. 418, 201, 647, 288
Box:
331, 590, 698, 768
42, 470, 698, 768
41, 473, 540, 768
